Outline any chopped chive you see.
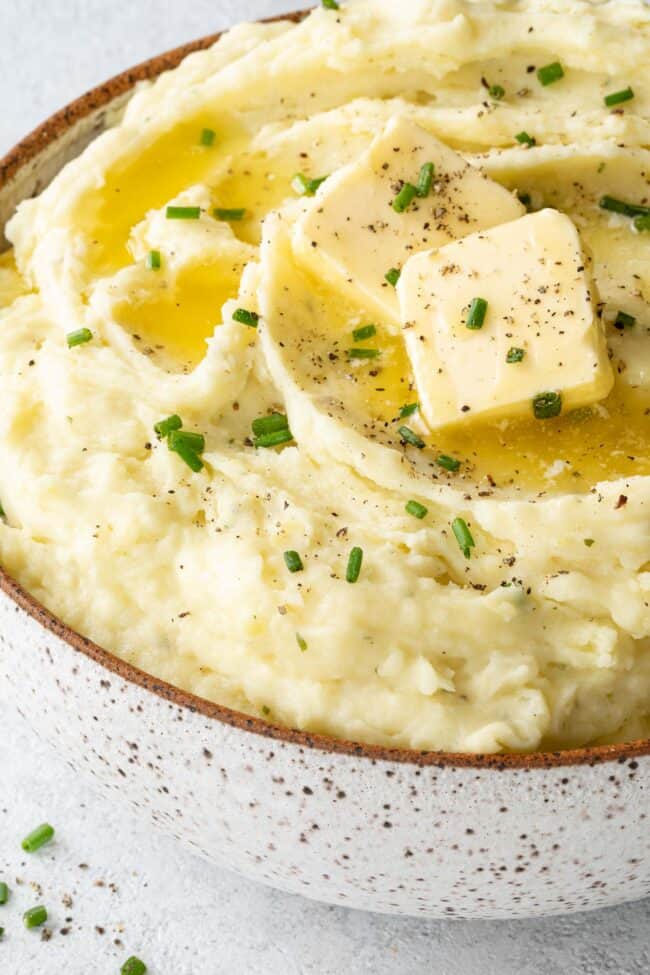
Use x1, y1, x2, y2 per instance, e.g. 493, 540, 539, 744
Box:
66, 328, 93, 348
385, 267, 401, 287
451, 517, 475, 559
399, 402, 419, 418
506, 346, 525, 363
347, 347, 380, 359
291, 173, 328, 197
321, 0, 340, 8
233, 308, 259, 327
284, 550, 304, 573
532, 391, 562, 419
415, 162, 435, 198
346, 546, 363, 583
146, 249, 161, 270
166, 205, 201, 220
254, 428, 294, 448
537, 61, 564, 86
405, 499, 428, 519
261, 705, 271, 716
121, 958, 147, 975
398, 425, 425, 449
24, 906, 47, 929
214, 207, 246, 221
0, 883, 9, 905
604, 86, 634, 108
517, 191, 532, 209
488, 83, 505, 100
599, 195, 650, 218
436, 454, 460, 472
584, 538, 595, 547
392, 182, 417, 213
613, 311, 635, 330
154, 414, 182, 438
351, 323, 377, 341
167, 435, 204, 472
200, 128, 216, 146
168, 430, 205, 454
466, 297, 488, 330
0, 928, 3, 940
251, 413, 289, 437
296, 632, 308, 652
634, 213, 650, 232
515, 131, 536, 147
0, 501, 5, 519
22, 823, 54, 853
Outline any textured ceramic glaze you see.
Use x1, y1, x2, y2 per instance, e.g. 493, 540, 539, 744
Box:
2, 23, 650, 919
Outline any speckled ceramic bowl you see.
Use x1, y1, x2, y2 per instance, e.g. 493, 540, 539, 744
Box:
2, 14, 650, 920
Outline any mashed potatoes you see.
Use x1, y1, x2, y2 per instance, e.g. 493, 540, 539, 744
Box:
1, 0, 650, 753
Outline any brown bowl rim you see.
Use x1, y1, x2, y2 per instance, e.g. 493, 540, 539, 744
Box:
1, 9, 648, 771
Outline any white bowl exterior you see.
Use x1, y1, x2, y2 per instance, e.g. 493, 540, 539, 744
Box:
2, 587, 649, 919
2, 78, 650, 921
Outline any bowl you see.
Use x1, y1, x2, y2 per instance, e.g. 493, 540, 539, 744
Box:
2, 12, 649, 920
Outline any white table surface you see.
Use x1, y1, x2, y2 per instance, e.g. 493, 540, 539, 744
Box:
2, 2, 650, 972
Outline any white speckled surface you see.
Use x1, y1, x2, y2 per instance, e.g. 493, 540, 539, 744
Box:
2, 1, 650, 971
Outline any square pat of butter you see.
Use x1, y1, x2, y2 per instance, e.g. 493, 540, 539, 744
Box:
397, 208, 614, 429
293, 116, 523, 323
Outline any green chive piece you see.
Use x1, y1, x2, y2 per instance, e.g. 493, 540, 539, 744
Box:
166, 205, 201, 220
251, 413, 289, 437
200, 128, 216, 146
613, 311, 635, 330
0, 883, 9, 905
405, 500, 428, 519
291, 173, 328, 197
168, 430, 205, 454
392, 182, 417, 213
634, 213, 650, 232
436, 454, 460, 472
254, 428, 294, 448
517, 191, 532, 209
296, 633, 308, 652
261, 705, 271, 716
121, 958, 147, 975
23, 906, 47, 929
154, 414, 182, 438
466, 297, 488, 330
506, 347, 525, 363
0, 927, 4, 940
537, 61, 564, 86
146, 249, 161, 270
167, 434, 204, 472
214, 207, 246, 221
599, 195, 650, 218
22, 823, 54, 853
451, 517, 475, 559
284, 550, 304, 573
233, 308, 259, 327
351, 324, 377, 342
515, 131, 536, 147
399, 402, 419, 418
346, 546, 363, 583
321, 0, 340, 8
385, 267, 401, 287
66, 328, 93, 348
398, 425, 425, 449
0, 501, 5, 519
415, 162, 435, 198
584, 538, 595, 547
347, 347, 380, 359
532, 391, 562, 419
604, 86, 634, 108
488, 84, 505, 100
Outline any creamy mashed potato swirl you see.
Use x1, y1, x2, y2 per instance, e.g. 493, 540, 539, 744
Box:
1, 0, 650, 753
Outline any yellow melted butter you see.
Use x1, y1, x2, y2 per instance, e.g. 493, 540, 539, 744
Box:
112, 260, 242, 369
77, 113, 249, 276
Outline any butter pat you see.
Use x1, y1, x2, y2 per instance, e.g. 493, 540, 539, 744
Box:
397, 209, 614, 429
293, 116, 523, 322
